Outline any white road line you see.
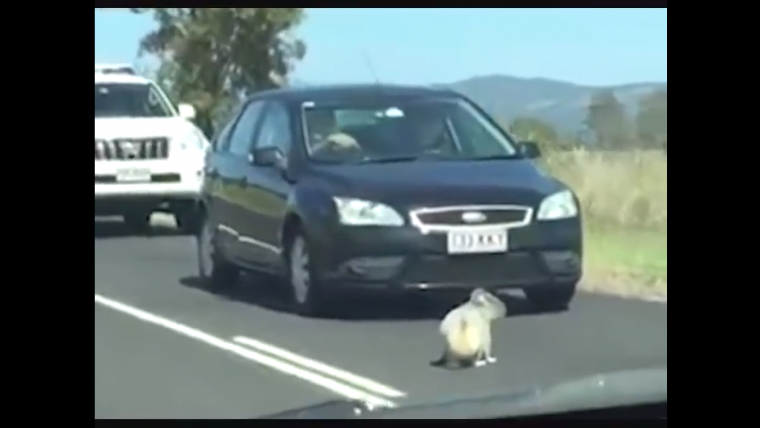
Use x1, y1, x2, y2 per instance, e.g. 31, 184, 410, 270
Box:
233, 336, 406, 399
94, 294, 400, 408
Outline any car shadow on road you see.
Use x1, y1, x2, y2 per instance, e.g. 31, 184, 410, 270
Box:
179, 274, 540, 321
94, 220, 185, 239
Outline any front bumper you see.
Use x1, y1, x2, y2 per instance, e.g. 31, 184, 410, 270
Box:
309, 219, 583, 294
95, 172, 202, 216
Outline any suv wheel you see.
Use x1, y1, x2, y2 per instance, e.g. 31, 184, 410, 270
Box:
175, 207, 202, 235
286, 233, 331, 317
524, 282, 577, 312
197, 215, 239, 290
123, 211, 152, 232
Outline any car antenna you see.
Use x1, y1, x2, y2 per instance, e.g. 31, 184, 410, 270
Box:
362, 51, 382, 85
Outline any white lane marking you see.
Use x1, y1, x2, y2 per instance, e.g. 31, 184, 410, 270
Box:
94, 294, 400, 408
233, 336, 406, 399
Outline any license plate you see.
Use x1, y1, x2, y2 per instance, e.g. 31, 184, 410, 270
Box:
447, 229, 508, 254
116, 168, 151, 183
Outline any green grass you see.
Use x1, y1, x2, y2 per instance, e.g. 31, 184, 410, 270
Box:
583, 226, 667, 297
544, 149, 667, 298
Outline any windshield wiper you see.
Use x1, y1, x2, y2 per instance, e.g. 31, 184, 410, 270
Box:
360, 153, 459, 164
469, 154, 523, 161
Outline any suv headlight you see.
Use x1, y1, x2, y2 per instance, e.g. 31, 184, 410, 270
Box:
177, 127, 208, 151
537, 190, 578, 221
333, 197, 405, 226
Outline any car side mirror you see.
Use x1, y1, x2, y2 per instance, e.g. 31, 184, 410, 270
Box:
251, 146, 285, 168
517, 141, 541, 159
177, 103, 196, 120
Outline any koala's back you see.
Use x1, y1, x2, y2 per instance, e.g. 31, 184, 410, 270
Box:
440, 304, 489, 358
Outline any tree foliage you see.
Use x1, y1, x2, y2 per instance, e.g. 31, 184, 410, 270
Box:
635, 89, 667, 149
584, 90, 630, 149
130, 8, 307, 135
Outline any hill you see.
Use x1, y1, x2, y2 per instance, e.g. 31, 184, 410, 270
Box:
441, 75, 666, 134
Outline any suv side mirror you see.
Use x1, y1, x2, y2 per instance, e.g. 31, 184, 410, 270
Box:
252, 146, 285, 168
178, 103, 196, 120
517, 141, 541, 159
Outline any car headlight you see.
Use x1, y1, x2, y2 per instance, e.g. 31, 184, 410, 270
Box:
537, 190, 578, 221
332, 197, 405, 226
177, 127, 208, 151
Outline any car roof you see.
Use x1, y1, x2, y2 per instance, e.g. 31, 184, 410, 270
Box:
248, 83, 459, 104
94, 73, 150, 85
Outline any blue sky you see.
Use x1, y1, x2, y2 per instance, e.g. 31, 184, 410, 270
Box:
94, 8, 667, 86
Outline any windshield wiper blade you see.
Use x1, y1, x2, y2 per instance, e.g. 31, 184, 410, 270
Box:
361, 153, 458, 164
470, 154, 522, 161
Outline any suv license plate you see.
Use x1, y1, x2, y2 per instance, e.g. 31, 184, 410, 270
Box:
116, 168, 151, 183
447, 229, 508, 254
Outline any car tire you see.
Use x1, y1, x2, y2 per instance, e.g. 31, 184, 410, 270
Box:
197, 214, 239, 291
285, 231, 332, 318
524, 282, 577, 312
175, 207, 202, 235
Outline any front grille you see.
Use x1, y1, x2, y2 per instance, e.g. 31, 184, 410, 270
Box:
402, 253, 544, 285
95, 138, 169, 161
412, 206, 531, 227
95, 173, 180, 184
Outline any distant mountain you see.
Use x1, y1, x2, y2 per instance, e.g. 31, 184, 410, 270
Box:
441, 75, 666, 134
293, 75, 666, 134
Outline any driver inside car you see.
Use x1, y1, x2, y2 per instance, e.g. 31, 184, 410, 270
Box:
306, 110, 362, 156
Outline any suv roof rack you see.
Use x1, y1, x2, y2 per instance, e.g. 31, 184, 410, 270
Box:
95, 63, 136, 75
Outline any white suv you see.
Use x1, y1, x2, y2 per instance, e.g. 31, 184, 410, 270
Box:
95, 64, 208, 233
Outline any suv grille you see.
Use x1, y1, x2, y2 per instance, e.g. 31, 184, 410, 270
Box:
95, 138, 169, 160
412, 206, 531, 227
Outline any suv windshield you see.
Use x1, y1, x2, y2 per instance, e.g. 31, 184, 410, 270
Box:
302, 97, 519, 164
94, 82, 174, 118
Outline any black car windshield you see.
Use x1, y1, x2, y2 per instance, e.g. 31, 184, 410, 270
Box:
95, 82, 174, 118
302, 96, 520, 164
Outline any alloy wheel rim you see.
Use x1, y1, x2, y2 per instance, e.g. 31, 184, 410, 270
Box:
290, 237, 310, 305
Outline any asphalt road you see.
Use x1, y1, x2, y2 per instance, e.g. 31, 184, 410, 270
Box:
94, 216, 667, 419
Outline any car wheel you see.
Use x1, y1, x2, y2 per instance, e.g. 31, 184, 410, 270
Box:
175, 207, 202, 235
197, 215, 239, 291
123, 211, 152, 232
524, 282, 577, 312
286, 232, 331, 317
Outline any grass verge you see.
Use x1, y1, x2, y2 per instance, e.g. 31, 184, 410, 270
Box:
544, 149, 667, 299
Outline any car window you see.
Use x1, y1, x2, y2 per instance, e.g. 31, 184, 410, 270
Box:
212, 105, 243, 152
447, 101, 515, 158
302, 97, 518, 163
256, 102, 293, 155
227, 101, 265, 157
94, 82, 174, 118
212, 119, 235, 152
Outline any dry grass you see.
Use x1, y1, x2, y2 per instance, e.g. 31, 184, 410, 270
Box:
542, 149, 667, 299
